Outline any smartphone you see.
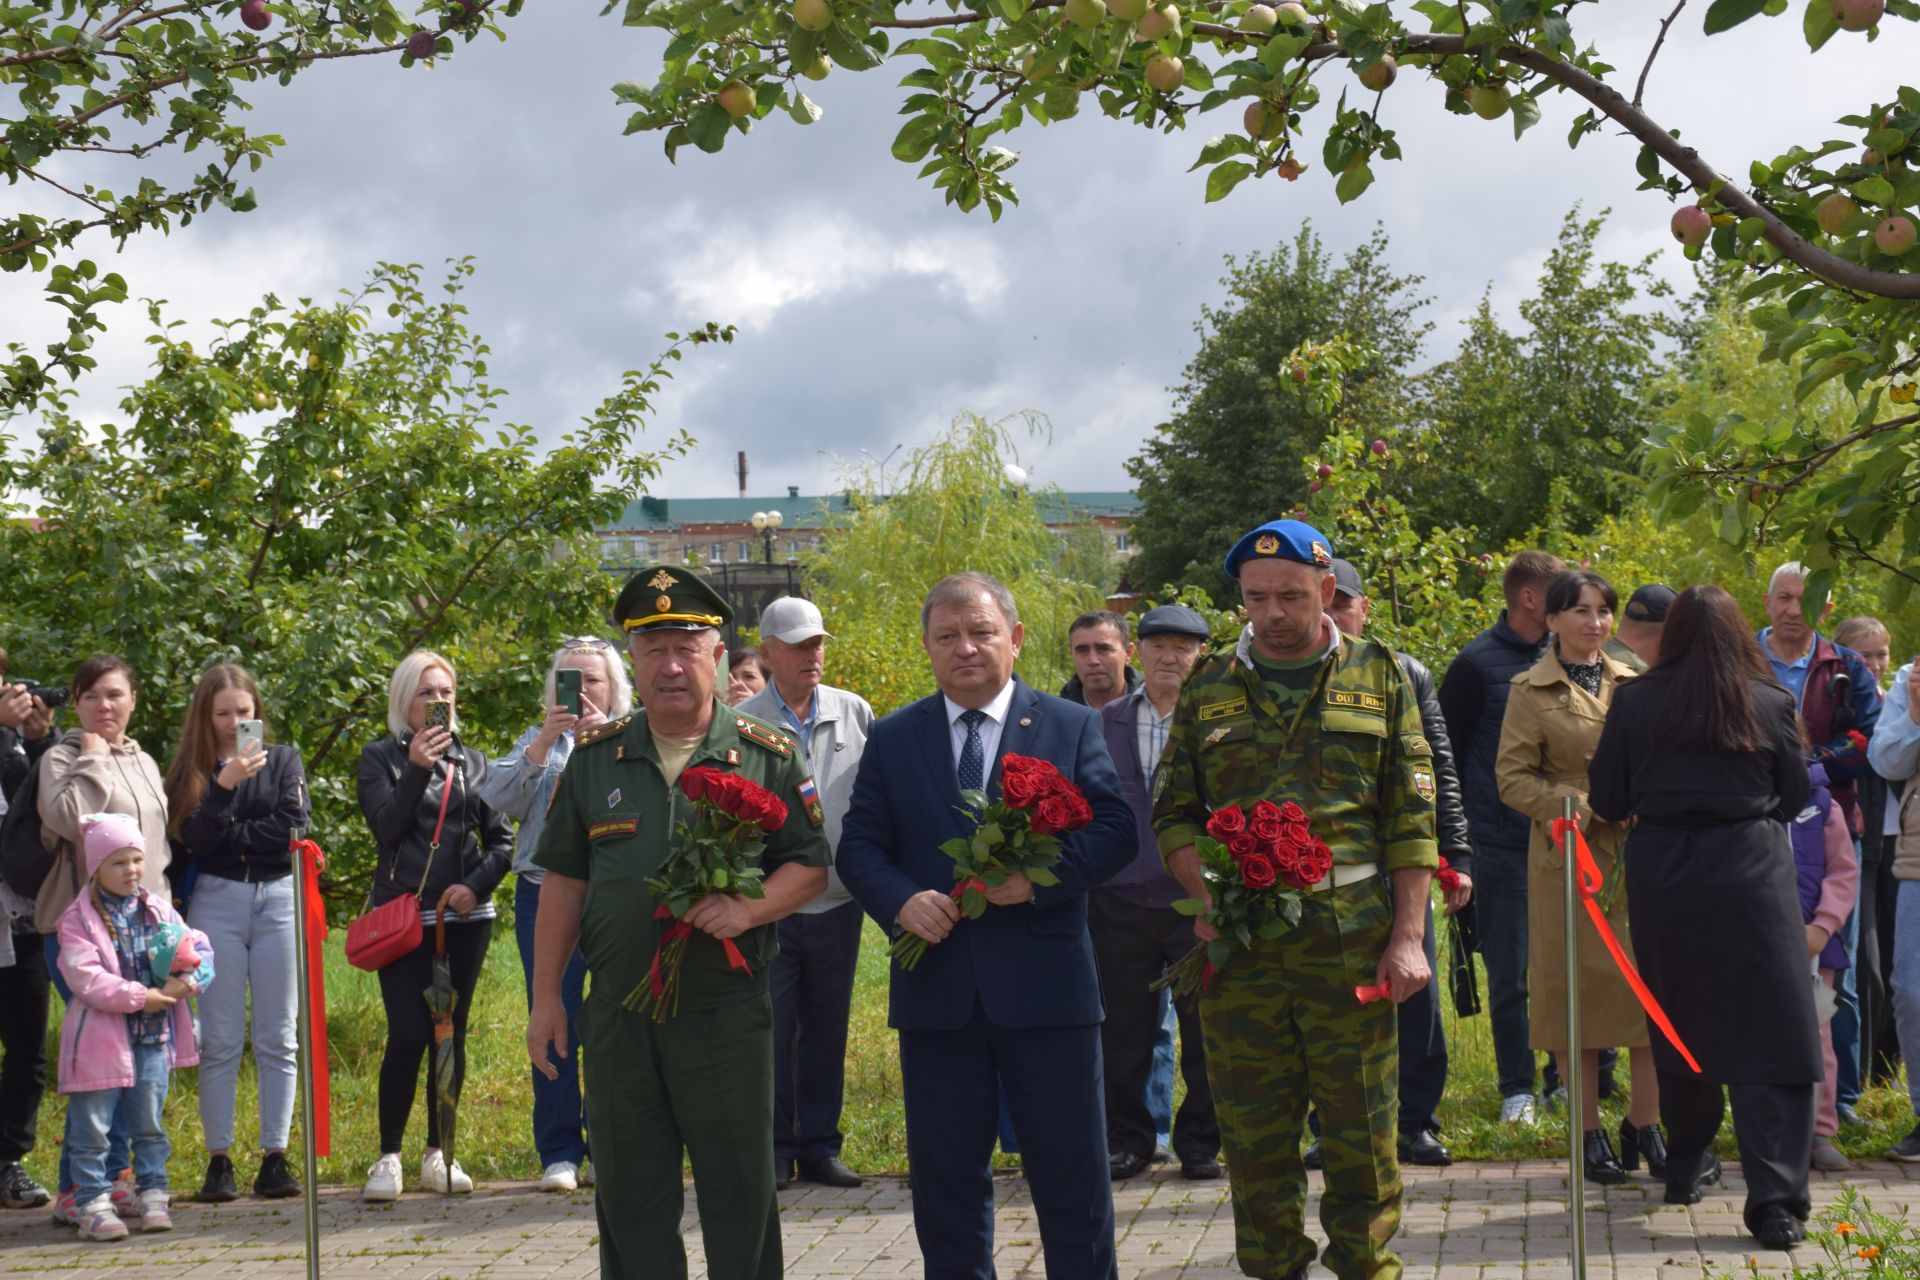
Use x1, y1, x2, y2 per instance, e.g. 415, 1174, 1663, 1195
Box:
556, 668, 582, 717
235, 719, 265, 756
425, 700, 452, 735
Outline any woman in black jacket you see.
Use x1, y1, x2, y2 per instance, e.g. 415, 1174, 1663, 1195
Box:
1588, 585, 1818, 1250
355, 649, 513, 1201
165, 664, 311, 1203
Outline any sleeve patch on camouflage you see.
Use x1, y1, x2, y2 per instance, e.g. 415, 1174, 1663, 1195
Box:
1411, 768, 1437, 802
1197, 696, 1248, 722
1401, 734, 1432, 758
1326, 689, 1388, 714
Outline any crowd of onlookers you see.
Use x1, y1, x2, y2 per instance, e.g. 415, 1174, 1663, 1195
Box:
1, 550, 1917, 1249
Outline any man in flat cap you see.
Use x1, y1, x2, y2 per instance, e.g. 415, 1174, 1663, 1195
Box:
527, 566, 829, 1280
1153, 521, 1438, 1280
1094, 604, 1223, 1183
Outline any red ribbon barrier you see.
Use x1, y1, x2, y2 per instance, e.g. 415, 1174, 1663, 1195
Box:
1550, 817, 1702, 1074
291, 839, 332, 1157
1355, 980, 1392, 1004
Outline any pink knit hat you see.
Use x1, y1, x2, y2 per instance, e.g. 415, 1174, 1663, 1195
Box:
81, 812, 145, 878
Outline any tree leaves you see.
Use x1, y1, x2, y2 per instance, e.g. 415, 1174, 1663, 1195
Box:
1703, 0, 1772, 35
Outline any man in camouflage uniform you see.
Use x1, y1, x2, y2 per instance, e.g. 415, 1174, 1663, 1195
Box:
1153, 519, 1439, 1280
527, 566, 830, 1280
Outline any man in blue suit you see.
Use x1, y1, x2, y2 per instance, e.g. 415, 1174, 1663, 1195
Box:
837, 571, 1135, 1280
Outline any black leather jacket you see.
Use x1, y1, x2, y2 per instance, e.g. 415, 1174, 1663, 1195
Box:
1399, 651, 1473, 875
356, 735, 513, 912
172, 743, 310, 884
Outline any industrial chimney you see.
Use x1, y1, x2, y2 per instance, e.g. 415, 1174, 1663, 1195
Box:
737, 450, 749, 498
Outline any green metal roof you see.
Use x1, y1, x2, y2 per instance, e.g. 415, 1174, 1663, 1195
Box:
606, 490, 1139, 532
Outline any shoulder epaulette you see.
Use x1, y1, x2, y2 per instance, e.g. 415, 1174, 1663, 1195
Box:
734, 716, 794, 757
576, 716, 630, 748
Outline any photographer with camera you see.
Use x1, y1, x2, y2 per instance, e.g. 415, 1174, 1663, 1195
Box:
0, 648, 59, 1209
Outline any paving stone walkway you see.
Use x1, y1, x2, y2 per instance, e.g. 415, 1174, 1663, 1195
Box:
2, 1161, 1912, 1277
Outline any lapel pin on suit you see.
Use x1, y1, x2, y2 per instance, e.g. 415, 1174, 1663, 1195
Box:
1019, 716, 1032, 726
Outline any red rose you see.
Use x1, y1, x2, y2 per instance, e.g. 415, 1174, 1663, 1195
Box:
1205, 806, 1247, 841
1276, 801, 1308, 826
1239, 854, 1278, 890
1228, 831, 1257, 860
679, 768, 710, 803
1063, 792, 1093, 830
1002, 769, 1042, 809
1032, 795, 1075, 836
1250, 815, 1285, 847
755, 794, 789, 833
1293, 838, 1332, 886
1251, 800, 1283, 825
1436, 867, 1462, 892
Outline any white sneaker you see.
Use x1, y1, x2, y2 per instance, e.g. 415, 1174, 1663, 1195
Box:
138, 1189, 172, 1232
1500, 1093, 1538, 1126
363, 1153, 403, 1202
538, 1161, 579, 1192
420, 1149, 473, 1194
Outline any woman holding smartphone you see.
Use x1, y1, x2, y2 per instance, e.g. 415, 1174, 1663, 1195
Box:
164, 664, 311, 1203
356, 650, 513, 1201
478, 637, 633, 1192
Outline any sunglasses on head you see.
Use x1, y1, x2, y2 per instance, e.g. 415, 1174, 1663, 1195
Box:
562, 637, 613, 651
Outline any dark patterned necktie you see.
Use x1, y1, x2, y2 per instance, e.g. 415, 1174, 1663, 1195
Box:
958, 709, 987, 792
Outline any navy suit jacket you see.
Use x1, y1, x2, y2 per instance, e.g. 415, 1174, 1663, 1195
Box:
837, 678, 1135, 1032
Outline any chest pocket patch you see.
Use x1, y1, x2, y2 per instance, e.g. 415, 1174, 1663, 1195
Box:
1322, 707, 1389, 738
588, 818, 638, 841
1198, 696, 1248, 722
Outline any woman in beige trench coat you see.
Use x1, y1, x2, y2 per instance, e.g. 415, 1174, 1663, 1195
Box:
1496, 569, 1664, 1184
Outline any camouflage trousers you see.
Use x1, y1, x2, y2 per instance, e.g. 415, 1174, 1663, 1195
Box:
1200, 876, 1402, 1280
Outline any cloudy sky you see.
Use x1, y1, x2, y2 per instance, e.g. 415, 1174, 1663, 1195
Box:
8, 6, 1914, 498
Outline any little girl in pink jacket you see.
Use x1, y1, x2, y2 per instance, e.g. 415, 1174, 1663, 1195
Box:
57, 813, 214, 1241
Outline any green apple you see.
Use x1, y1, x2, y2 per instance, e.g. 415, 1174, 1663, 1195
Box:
800, 53, 832, 80
792, 0, 833, 31
1816, 193, 1859, 236
1466, 83, 1509, 120
1136, 3, 1179, 39
1065, 0, 1107, 29
1358, 55, 1395, 92
1240, 4, 1277, 32
1109, 0, 1150, 20
1244, 99, 1285, 140
1144, 54, 1185, 92
717, 80, 755, 118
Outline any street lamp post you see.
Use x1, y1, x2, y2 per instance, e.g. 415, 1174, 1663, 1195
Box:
751, 509, 784, 565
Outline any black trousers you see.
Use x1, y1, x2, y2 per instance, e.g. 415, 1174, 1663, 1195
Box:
1089, 889, 1219, 1162
376, 919, 492, 1154
1858, 842, 1901, 1085
1658, 1068, 1814, 1234
0, 929, 49, 1163
770, 899, 865, 1164
1398, 901, 1447, 1134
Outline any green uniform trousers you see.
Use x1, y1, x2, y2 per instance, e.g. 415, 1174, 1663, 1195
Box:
1200, 877, 1403, 1280
579, 988, 781, 1280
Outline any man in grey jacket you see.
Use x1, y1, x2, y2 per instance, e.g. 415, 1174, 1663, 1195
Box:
738, 597, 875, 1191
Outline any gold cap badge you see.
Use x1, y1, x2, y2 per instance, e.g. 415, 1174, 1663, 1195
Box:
646, 569, 678, 591
1255, 533, 1280, 555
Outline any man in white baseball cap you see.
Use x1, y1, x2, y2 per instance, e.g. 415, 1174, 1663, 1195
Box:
737, 597, 874, 1191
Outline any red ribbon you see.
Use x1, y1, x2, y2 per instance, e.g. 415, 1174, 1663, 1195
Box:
291, 839, 332, 1157
1550, 817, 1702, 1074
1355, 980, 1392, 1004
648, 902, 753, 998
949, 876, 987, 901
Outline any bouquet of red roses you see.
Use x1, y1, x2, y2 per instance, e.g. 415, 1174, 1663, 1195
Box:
622, 765, 787, 1022
1155, 800, 1333, 997
890, 753, 1092, 970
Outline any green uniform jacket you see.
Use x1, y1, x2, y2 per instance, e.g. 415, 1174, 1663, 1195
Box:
533, 699, 831, 1013
1153, 621, 1440, 873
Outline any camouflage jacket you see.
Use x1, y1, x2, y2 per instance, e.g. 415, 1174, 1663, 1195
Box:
1153, 618, 1440, 873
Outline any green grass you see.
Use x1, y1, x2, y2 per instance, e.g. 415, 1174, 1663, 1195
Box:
23, 913, 1916, 1189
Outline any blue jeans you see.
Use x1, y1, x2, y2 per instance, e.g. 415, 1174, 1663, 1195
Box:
189, 874, 298, 1152
1472, 842, 1538, 1099
1146, 992, 1175, 1148
68, 1042, 169, 1207
1832, 874, 1863, 1109
514, 875, 588, 1167
46, 933, 128, 1193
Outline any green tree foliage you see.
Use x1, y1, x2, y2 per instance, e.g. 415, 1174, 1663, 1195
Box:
1408, 210, 1676, 545
0, 259, 722, 912
805, 413, 1105, 714
1124, 226, 1427, 598
1, 1, 520, 413
608, 0, 1920, 574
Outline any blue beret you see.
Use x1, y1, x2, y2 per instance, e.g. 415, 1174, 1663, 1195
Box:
1137, 604, 1211, 640
1223, 519, 1335, 579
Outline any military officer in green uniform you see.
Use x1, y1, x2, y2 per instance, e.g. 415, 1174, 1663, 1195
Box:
1152, 519, 1439, 1280
526, 566, 830, 1280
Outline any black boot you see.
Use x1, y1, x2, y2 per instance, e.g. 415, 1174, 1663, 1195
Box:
1617, 1118, 1668, 1178
1583, 1128, 1626, 1185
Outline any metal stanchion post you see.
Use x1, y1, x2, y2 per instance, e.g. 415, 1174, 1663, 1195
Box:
289, 830, 322, 1280
1561, 798, 1588, 1280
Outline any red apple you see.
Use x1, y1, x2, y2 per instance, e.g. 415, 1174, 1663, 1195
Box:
717, 80, 756, 118
405, 29, 436, 59
1670, 205, 1712, 248
1316, 462, 1333, 478
1833, 0, 1884, 31
1874, 214, 1917, 255
1276, 155, 1304, 180
242, 0, 271, 31
1308, 481, 1324, 495
1370, 439, 1388, 457
1136, 3, 1179, 39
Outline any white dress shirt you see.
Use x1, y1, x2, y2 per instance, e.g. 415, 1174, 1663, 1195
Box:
943, 680, 1018, 781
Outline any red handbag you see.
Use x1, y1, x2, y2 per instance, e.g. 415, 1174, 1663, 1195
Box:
346, 761, 458, 972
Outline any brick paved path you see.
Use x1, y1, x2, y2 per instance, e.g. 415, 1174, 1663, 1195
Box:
3, 1161, 1912, 1277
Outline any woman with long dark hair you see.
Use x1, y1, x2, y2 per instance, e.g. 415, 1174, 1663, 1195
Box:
165, 663, 311, 1202
1589, 584, 1818, 1250
1495, 570, 1661, 1182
